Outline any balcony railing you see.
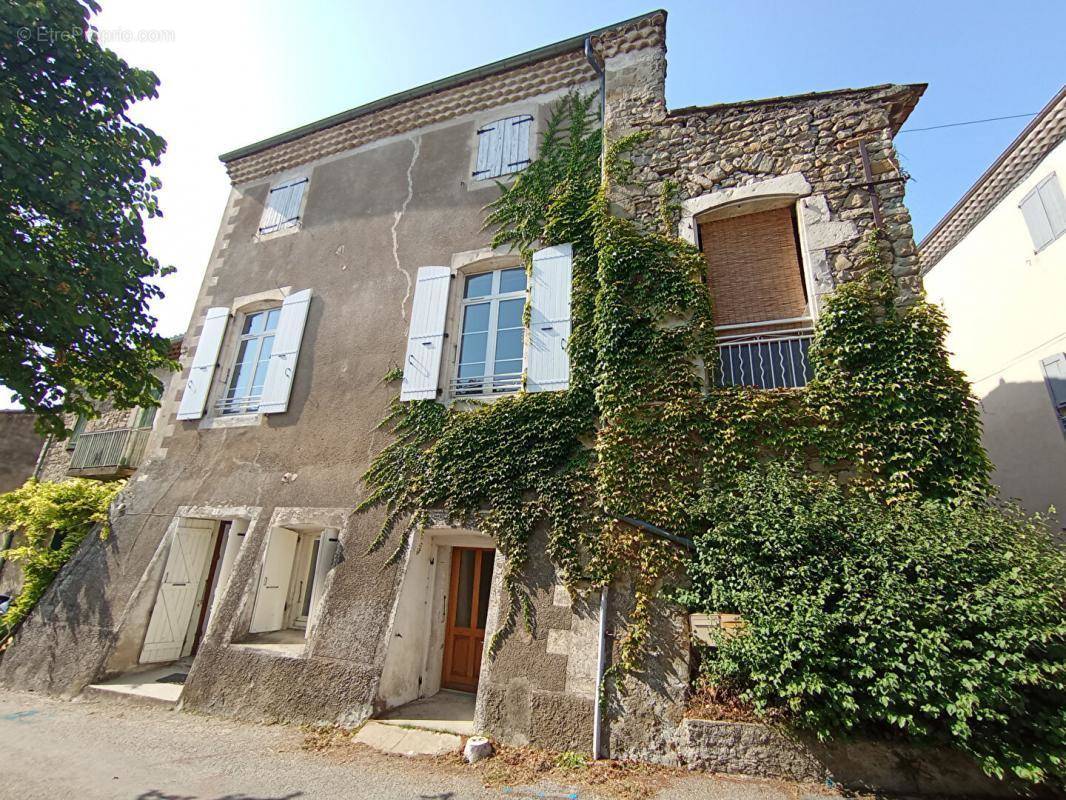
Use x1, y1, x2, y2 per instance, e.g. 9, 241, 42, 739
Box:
68, 427, 152, 473
215, 394, 262, 415
715, 321, 814, 389
450, 373, 522, 398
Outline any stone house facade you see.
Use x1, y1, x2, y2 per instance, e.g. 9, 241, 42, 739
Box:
0, 11, 924, 759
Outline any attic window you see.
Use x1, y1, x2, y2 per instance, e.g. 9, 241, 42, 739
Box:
472, 116, 533, 180
258, 177, 308, 235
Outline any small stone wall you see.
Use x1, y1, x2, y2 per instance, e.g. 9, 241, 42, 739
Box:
676, 719, 1030, 798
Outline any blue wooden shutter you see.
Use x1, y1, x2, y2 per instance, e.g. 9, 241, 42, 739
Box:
176, 307, 229, 420
259, 289, 312, 414
527, 243, 572, 393
473, 121, 503, 179
259, 178, 308, 234
502, 115, 533, 175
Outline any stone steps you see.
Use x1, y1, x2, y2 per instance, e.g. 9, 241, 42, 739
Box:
354, 720, 462, 757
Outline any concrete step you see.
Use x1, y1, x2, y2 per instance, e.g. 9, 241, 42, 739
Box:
80, 683, 179, 709
354, 720, 462, 757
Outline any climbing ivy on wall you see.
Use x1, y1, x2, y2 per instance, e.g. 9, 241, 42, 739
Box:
358, 93, 993, 668
0, 478, 122, 642
358, 95, 604, 650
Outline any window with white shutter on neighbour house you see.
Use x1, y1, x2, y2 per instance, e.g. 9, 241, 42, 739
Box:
258, 177, 309, 235
472, 115, 533, 180
399, 244, 573, 402
1040, 353, 1066, 436
1019, 173, 1066, 252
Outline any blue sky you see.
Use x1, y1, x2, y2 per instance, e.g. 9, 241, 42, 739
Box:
101, 1, 1066, 338
3, 1, 1063, 411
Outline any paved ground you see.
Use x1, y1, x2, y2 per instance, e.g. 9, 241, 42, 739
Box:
0, 689, 832, 800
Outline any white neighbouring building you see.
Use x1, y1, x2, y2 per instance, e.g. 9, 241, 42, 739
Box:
921, 86, 1066, 531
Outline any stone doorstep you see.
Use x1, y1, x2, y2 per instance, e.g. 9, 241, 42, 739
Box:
355, 720, 462, 757
78, 683, 180, 710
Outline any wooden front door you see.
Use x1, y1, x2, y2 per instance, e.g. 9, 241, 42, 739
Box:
442, 547, 495, 692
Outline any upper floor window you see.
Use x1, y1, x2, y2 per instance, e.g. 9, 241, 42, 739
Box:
133, 385, 163, 429
699, 204, 813, 389
175, 289, 312, 423
221, 307, 280, 414
258, 177, 308, 235
1020, 173, 1066, 252
65, 414, 87, 451
399, 245, 573, 402
455, 267, 527, 396
472, 115, 533, 181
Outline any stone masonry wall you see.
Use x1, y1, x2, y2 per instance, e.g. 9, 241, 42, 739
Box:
645, 95, 919, 300
585, 24, 928, 767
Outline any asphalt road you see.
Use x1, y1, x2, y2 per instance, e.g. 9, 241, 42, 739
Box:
0, 689, 824, 800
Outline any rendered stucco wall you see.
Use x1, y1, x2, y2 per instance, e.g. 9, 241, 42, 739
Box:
924, 139, 1066, 530
0, 52, 600, 733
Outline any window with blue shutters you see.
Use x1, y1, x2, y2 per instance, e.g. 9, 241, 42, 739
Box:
258, 177, 309, 235
472, 115, 533, 180
1019, 173, 1066, 252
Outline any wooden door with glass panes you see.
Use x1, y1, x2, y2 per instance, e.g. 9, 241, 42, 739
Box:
441, 547, 495, 692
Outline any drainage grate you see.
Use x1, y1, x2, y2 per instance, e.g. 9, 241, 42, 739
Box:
155, 672, 188, 685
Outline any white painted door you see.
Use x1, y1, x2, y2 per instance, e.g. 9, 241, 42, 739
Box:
249, 527, 298, 633
139, 518, 215, 664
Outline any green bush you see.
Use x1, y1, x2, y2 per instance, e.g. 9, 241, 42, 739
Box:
0, 478, 122, 639
676, 464, 1066, 785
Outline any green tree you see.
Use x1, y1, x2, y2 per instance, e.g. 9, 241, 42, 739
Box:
0, 0, 174, 437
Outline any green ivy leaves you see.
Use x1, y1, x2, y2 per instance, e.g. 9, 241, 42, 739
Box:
0, 478, 122, 641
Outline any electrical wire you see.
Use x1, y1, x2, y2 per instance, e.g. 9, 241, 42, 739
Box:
900, 112, 1037, 134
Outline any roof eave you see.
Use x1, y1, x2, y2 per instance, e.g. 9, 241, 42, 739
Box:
219, 9, 667, 164
918, 84, 1066, 268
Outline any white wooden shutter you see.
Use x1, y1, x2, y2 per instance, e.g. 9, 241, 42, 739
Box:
502, 115, 533, 176
401, 267, 450, 401
1020, 188, 1054, 251
308, 529, 339, 623
259, 178, 307, 234
259, 289, 312, 414
1041, 353, 1066, 433
1037, 174, 1066, 240
210, 519, 248, 618
473, 121, 504, 180
258, 184, 289, 234
139, 518, 215, 663
249, 527, 298, 633
527, 243, 573, 393
176, 306, 229, 420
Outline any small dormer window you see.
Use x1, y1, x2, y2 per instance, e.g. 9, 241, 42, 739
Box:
472, 115, 533, 180
258, 177, 308, 235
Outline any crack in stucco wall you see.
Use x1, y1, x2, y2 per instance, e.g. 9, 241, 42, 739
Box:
391, 136, 422, 321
